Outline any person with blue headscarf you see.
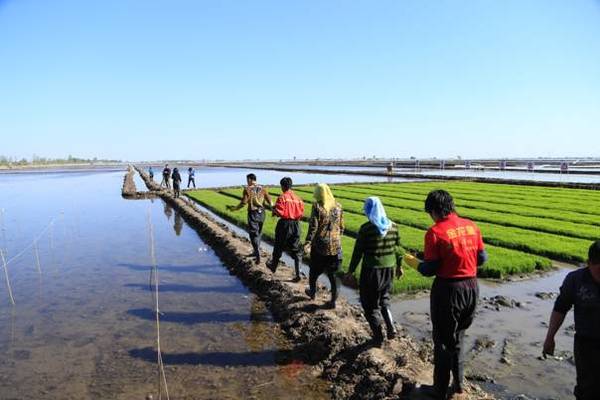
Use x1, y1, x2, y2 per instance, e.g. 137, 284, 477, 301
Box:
345, 196, 404, 346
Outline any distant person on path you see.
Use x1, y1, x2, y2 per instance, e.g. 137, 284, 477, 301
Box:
226, 173, 273, 264
404, 190, 487, 400
148, 166, 154, 181
267, 177, 305, 282
345, 197, 403, 346
160, 164, 171, 189
171, 167, 182, 198
304, 183, 345, 309
187, 167, 196, 188
543, 240, 600, 400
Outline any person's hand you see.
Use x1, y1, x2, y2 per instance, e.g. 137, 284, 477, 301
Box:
403, 253, 420, 269
395, 265, 404, 278
303, 242, 311, 255
543, 337, 555, 358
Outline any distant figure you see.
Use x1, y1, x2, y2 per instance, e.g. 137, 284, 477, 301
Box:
187, 167, 196, 188
405, 190, 487, 399
387, 162, 394, 175
160, 164, 171, 189
267, 177, 305, 282
304, 183, 344, 309
543, 241, 600, 400
345, 197, 403, 347
148, 166, 154, 181
226, 173, 273, 264
171, 167, 182, 198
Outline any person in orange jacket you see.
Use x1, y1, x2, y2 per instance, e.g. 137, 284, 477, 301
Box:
267, 177, 305, 282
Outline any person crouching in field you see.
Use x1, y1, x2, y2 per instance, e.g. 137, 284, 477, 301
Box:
304, 183, 345, 309
171, 167, 182, 198
345, 197, 403, 347
404, 190, 487, 400
160, 164, 171, 189
543, 240, 600, 400
226, 173, 273, 264
267, 177, 305, 282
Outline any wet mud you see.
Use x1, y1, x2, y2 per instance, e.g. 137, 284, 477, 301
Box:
134, 166, 492, 399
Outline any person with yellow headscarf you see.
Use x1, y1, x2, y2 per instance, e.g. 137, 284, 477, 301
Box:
303, 183, 345, 308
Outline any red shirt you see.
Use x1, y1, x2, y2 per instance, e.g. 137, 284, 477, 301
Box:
424, 212, 484, 279
274, 190, 305, 220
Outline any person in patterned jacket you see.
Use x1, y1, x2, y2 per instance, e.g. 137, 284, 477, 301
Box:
227, 173, 273, 264
304, 183, 345, 309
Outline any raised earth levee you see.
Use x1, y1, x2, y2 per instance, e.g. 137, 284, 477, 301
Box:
133, 165, 493, 400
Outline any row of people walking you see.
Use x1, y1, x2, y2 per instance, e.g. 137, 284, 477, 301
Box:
148, 164, 196, 198
227, 172, 600, 400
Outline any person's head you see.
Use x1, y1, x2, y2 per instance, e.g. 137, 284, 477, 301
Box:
188, 167, 192, 172
424, 189, 455, 221
280, 177, 293, 192
313, 183, 335, 211
173, 167, 178, 172
588, 241, 600, 267
363, 197, 391, 236
246, 173, 257, 185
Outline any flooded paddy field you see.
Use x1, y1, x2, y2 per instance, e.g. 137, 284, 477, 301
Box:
0, 171, 331, 399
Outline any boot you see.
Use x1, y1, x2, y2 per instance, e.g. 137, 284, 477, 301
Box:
381, 306, 397, 340
366, 316, 384, 347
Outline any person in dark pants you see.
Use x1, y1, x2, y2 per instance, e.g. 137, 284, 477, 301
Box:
267, 177, 305, 282
304, 183, 345, 309
405, 190, 487, 400
543, 240, 600, 400
187, 167, 196, 188
171, 167, 182, 198
148, 166, 154, 181
160, 164, 171, 189
345, 197, 403, 346
227, 174, 273, 264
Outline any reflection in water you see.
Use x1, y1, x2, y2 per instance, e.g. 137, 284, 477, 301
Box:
163, 201, 173, 220
174, 212, 183, 236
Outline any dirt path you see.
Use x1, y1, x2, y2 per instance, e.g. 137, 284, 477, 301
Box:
132, 165, 493, 399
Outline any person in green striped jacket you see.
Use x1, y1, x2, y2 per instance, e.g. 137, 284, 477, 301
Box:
345, 196, 404, 347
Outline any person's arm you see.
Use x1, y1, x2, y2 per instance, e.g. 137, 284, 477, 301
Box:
347, 228, 365, 275
543, 311, 567, 356
227, 188, 248, 211
263, 190, 273, 209
304, 206, 319, 245
543, 273, 575, 356
417, 230, 441, 277
477, 249, 488, 266
339, 207, 345, 236
272, 195, 283, 217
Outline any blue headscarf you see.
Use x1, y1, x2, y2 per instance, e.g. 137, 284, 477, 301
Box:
364, 197, 391, 236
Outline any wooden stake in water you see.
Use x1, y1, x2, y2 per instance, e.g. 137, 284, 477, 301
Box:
33, 241, 42, 274
0, 249, 16, 305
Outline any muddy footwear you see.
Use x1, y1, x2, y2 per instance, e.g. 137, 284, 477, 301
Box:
254, 255, 261, 265
413, 384, 444, 400
323, 300, 336, 309
266, 259, 277, 273
381, 306, 397, 340
366, 318, 385, 348
292, 275, 302, 283
305, 287, 316, 300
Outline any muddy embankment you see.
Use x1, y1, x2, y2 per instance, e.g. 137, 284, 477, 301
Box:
211, 164, 600, 190
131, 166, 491, 399
121, 165, 159, 199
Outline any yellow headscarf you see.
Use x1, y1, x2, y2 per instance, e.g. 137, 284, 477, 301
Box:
313, 183, 336, 212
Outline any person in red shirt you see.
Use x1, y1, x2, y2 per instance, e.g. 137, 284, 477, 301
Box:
405, 190, 487, 400
267, 177, 305, 282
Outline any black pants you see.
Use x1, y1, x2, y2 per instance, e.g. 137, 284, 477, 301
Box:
161, 175, 170, 189
187, 177, 195, 188
173, 181, 180, 198
430, 277, 478, 398
359, 267, 393, 340
309, 252, 339, 302
247, 209, 265, 257
574, 335, 600, 400
271, 219, 302, 277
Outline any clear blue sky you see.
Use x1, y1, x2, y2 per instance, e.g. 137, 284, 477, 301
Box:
1, 0, 599, 161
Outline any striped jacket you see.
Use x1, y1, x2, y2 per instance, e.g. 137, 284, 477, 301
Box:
348, 221, 404, 272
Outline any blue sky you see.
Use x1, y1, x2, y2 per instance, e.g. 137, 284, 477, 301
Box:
1, 0, 599, 161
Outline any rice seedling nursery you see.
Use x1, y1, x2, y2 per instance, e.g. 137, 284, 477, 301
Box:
187, 181, 598, 294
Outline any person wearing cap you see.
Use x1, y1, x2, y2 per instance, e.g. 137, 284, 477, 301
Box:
227, 173, 273, 264
171, 167, 182, 198
404, 189, 487, 400
267, 177, 305, 282
345, 197, 404, 346
304, 183, 345, 309
543, 240, 600, 400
